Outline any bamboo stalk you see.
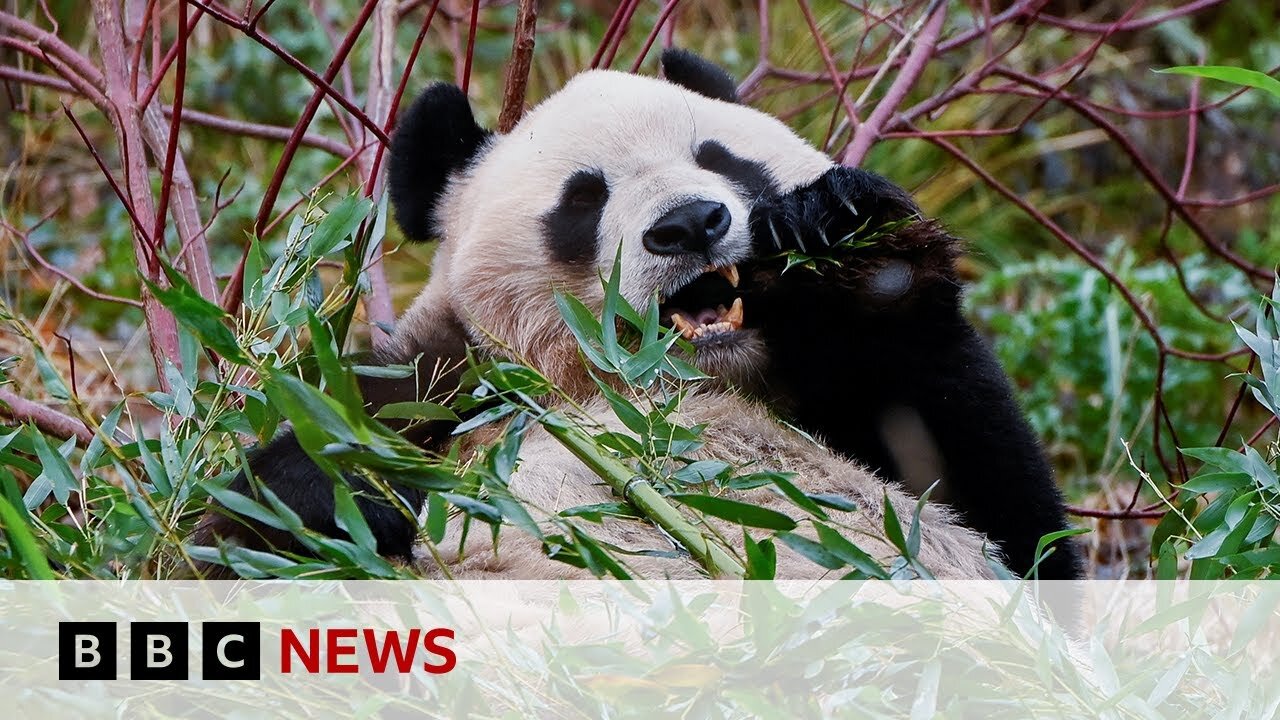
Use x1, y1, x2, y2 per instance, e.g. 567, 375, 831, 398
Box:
541, 414, 745, 579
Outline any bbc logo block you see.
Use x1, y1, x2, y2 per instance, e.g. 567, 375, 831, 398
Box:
130, 622, 189, 680
59, 622, 117, 680
57, 621, 262, 681
202, 622, 261, 680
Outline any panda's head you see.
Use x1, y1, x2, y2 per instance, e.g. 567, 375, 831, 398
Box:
389, 50, 833, 394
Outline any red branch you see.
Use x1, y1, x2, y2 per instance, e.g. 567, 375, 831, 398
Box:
250, 0, 380, 238
842, 1, 946, 166
498, 0, 539, 132
0, 390, 94, 446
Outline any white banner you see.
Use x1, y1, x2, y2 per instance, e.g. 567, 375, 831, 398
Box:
2, 580, 1277, 718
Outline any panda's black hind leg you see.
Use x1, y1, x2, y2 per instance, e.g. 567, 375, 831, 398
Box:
747, 165, 1082, 580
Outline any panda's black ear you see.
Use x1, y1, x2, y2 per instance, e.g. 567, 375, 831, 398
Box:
389, 83, 491, 242
659, 49, 739, 103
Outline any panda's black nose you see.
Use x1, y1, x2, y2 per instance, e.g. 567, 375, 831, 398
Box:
643, 201, 731, 256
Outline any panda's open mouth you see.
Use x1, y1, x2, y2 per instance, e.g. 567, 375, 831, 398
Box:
660, 264, 744, 341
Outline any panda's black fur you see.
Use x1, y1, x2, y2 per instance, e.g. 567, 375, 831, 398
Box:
197, 50, 1081, 580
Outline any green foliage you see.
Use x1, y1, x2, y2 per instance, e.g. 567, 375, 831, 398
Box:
1152, 282, 1280, 579
967, 246, 1258, 493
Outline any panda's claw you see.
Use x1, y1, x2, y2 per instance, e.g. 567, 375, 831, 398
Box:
817, 227, 832, 248
839, 194, 860, 218
791, 225, 808, 253
767, 217, 783, 250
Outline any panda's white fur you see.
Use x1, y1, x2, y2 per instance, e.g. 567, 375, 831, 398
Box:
386, 71, 997, 579
433, 393, 996, 579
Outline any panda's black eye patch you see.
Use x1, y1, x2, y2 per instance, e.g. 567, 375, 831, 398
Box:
562, 171, 610, 208
695, 141, 777, 201
542, 170, 609, 264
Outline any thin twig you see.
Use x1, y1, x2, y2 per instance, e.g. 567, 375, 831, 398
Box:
3, 219, 144, 309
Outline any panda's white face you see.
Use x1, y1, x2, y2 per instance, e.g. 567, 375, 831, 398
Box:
429, 70, 832, 391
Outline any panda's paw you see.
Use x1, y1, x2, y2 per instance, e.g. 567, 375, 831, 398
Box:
750, 166, 924, 257
750, 171, 845, 256
748, 167, 960, 308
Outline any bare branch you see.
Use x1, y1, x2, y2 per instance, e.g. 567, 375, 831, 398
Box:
0, 389, 94, 445
842, 0, 946, 167
498, 0, 539, 133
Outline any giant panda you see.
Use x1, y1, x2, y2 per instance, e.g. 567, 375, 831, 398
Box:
196, 50, 1081, 580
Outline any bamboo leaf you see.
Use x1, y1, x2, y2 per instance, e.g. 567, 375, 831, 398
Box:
0, 494, 56, 579
1157, 65, 1280, 101
671, 494, 797, 531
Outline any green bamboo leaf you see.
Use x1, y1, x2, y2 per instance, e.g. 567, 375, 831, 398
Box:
332, 482, 377, 551
814, 523, 890, 578
672, 460, 733, 486
352, 364, 417, 379
32, 349, 71, 401
1157, 66, 1280, 101
671, 494, 797, 531
27, 428, 77, 507
1184, 526, 1231, 560
1179, 471, 1252, 495
0, 493, 56, 579
307, 195, 372, 257
307, 311, 359, 411
242, 235, 269, 309
439, 493, 502, 524
559, 502, 641, 523
553, 292, 612, 371
426, 492, 448, 544
1030, 528, 1090, 578
882, 491, 910, 557
375, 402, 460, 422
451, 403, 517, 435
743, 531, 777, 579
600, 248, 624, 368
807, 493, 858, 513
1155, 539, 1178, 580
201, 484, 290, 532
777, 532, 844, 570
767, 473, 828, 520
146, 263, 248, 363
619, 333, 681, 382
484, 362, 554, 398
1180, 446, 1251, 475
596, 381, 649, 436
185, 544, 299, 578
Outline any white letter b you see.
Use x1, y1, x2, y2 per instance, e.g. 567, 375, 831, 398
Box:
147, 635, 173, 668
75, 635, 100, 668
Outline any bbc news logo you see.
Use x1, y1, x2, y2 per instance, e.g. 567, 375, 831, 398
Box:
58, 622, 456, 680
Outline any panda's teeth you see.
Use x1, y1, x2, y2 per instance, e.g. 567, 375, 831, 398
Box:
725, 298, 744, 329
671, 313, 697, 340
702, 264, 740, 288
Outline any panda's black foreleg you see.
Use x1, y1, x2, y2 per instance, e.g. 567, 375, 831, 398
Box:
193, 318, 470, 571
195, 432, 425, 561
746, 166, 1081, 580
